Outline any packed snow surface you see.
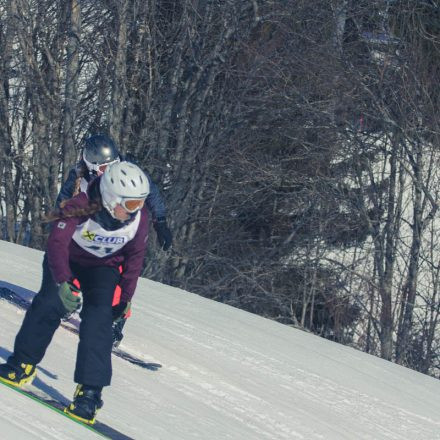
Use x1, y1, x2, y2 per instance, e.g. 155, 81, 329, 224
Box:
0, 240, 439, 439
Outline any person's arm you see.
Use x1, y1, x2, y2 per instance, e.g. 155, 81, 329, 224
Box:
47, 194, 87, 282
119, 208, 149, 302
145, 176, 173, 250
55, 168, 79, 208
145, 177, 167, 219
123, 154, 167, 219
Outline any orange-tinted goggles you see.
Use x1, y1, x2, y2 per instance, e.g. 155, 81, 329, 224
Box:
121, 198, 145, 213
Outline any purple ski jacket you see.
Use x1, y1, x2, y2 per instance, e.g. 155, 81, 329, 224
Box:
47, 192, 149, 302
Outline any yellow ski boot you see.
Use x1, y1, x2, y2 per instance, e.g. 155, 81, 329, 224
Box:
0, 362, 36, 387
64, 384, 103, 425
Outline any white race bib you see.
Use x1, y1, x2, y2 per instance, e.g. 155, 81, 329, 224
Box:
72, 212, 141, 257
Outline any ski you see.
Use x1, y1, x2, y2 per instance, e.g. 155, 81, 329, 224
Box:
0, 379, 134, 439
0, 284, 162, 371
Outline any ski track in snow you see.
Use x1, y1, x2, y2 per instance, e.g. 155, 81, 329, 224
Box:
126, 306, 440, 440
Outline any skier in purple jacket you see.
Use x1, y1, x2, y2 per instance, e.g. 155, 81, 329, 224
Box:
58, 134, 172, 345
0, 161, 150, 424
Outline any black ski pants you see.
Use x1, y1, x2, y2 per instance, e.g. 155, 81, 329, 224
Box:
10, 253, 120, 387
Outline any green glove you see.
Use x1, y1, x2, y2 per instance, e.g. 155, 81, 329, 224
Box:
57, 279, 82, 319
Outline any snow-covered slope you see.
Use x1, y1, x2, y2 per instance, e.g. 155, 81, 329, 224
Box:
0, 239, 439, 440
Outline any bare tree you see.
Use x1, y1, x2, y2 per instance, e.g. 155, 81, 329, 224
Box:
62, 0, 81, 181
1, 0, 439, 376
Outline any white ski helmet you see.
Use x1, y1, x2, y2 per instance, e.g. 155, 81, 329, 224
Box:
100, 161, 150, 216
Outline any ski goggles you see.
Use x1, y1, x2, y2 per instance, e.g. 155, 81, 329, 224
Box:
83, 156, 120, 176
120, 197, 146, 213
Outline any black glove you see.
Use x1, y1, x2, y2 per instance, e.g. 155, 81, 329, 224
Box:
112, 301, 131, 323
112, 301, 131, 348
154, 217, 173, 251
112, 318, 126, 348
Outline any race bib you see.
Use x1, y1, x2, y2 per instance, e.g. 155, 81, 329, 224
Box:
72, 213, 141, 257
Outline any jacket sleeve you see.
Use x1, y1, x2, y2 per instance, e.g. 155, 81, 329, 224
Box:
47, 194, 87, 283
55, 168, 78, 208
119, 208, 149, 302
123, 154, 167, 219
145, 175, 167, 220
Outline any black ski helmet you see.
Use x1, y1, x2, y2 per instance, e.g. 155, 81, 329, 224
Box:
82, 134, 120, 175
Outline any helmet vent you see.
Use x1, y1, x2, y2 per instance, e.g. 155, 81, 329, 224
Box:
121, 169, 127, 176
131, 180, 136, 187
120, 180, 126, 187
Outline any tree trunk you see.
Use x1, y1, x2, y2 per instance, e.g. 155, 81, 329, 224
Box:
110, 0, 129, 144
62, 0, 81, 181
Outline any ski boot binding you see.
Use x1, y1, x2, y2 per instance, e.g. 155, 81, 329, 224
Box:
0, 361, 36, 387
64, 384, 103, 425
